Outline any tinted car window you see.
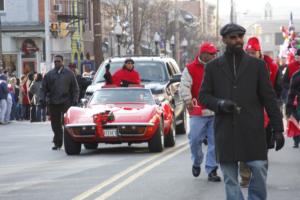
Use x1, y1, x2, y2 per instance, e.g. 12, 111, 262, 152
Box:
94, 61, 168, 83
90, 89, 155, 105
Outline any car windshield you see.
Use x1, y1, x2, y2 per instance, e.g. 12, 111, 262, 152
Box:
94, 61, 167, 83
89, 88, 155, 105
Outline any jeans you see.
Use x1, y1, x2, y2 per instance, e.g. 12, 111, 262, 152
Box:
15, 103, 22, 120
0, 99, 7, 123
4, 95, 12, 123
220, 160, 268, 200
188, 115, 218, 174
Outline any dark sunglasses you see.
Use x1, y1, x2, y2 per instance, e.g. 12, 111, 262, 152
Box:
229, 34, 244, 40
54, 60, 61, 63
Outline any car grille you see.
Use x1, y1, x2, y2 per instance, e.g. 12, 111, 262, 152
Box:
72, 127, 96, 136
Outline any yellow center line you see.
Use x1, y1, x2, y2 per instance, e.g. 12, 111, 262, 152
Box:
95, 144, 189, 200
72, 141, 188, 200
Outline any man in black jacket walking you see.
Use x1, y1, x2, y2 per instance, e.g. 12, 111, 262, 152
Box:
40, 55, 79, 150
199, 23, 284, 200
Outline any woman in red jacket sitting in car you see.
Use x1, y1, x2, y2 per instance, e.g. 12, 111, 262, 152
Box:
104, 58, 141, 87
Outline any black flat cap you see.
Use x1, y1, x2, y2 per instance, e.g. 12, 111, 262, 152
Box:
220, 23, 246, 37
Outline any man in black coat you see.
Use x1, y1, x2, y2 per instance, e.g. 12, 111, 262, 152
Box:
40, 55, 79, 150
199, 23, 284, 200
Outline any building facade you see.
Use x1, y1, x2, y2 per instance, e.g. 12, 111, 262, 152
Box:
1, 0, 72, 77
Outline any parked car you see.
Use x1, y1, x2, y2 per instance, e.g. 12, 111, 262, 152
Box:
85, 56, 187, 134
64, 87, 176, 155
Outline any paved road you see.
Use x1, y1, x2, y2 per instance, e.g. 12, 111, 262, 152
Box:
1, 121, 300, 200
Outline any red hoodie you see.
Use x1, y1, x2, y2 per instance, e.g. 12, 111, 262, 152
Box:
112, 68, 141, 86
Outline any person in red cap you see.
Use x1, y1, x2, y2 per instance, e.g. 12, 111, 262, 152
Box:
239, 36, 283, 187
179, 42, 221, 182
104, 58, 140, 87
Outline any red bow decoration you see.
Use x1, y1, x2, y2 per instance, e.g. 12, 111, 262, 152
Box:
93, 111, 115, 125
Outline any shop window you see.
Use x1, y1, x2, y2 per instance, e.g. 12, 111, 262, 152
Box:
3, 54, 17, 75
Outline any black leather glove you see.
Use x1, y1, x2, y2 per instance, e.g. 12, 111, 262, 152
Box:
105, 63, 110, 71
218, 100, 237, 113
274, 132, 285, 151
103, 72, 112, 84
120, 80, 130, 87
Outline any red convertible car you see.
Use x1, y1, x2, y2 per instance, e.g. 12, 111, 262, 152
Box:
63, 87, 176, 155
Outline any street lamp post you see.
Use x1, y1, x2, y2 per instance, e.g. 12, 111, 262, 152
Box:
170, 35, 175, 58
181, 38, 188, 67
114, 20, 122, 57
154, 32, 161, 56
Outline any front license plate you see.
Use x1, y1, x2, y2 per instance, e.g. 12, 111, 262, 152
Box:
104, 129, 118, 137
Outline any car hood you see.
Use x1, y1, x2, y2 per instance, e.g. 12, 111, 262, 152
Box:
86, 81, 167, 95
65, 104, 157, 125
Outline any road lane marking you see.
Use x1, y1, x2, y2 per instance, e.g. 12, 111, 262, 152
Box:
95, 144, 189, 200
72, 142, 188, 200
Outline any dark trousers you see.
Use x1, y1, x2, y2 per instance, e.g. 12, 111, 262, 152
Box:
49, 104, 70, 147
293, 136, 300, 146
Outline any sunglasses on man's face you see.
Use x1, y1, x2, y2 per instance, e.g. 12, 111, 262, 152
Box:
54, 60, 61, 63
229, 34, 244, 40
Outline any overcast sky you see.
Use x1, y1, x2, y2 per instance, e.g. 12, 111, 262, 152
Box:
206, 0, 300, 27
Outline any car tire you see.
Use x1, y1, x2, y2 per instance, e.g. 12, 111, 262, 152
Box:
64, 128, 81, 155
164, 116, 176, 147
84, 143, 98, 150
176, 109, 187, 134
148, 120, 164, 152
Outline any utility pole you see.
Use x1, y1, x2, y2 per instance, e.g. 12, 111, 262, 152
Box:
44, 0, 51, 71
216, 0, 219, 41
93, 0, 104, 69
230, 0, 234, 23
0, 15, 3, 70
133, 0, 139, 55
201, 0, 205, 34
174, 0, 180, 67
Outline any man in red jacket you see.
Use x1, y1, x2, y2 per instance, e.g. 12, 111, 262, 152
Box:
179, 42, 221, 182
104, 58, 140, 87
240, 36, 283, 187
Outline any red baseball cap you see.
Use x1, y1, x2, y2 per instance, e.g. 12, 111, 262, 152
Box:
245, 37, 261, 51
199, 42, 218, 54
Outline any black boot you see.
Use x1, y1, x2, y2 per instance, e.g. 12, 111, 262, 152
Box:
208, 169, 221, 182
192, 166, 201, 177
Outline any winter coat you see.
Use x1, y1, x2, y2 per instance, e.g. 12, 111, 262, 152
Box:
283, 61, 300, 90
40, 67, 79, 105
29, 80, 42, 105
0, 80, 8, 100
199, 51, 283, 162
286, 69, 300, 117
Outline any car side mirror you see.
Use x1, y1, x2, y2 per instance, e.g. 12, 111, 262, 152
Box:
81, 98, 88, 108
168, 74, 181, 86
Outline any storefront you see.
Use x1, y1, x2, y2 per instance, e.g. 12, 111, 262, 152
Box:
2, 25, 72, 77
